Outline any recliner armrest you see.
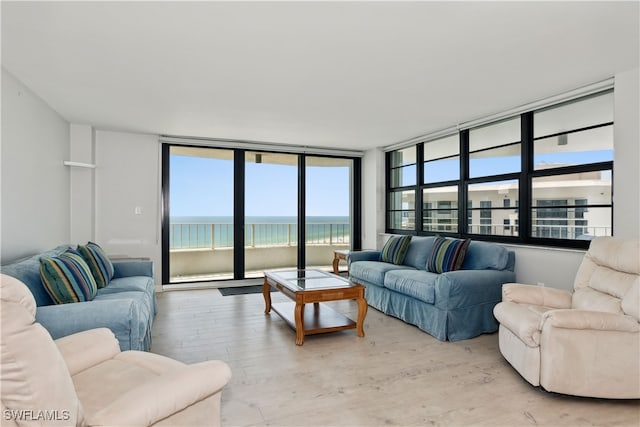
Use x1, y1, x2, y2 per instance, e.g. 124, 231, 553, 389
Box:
502, 283, 572, 309
542, 309, 640, 332
87, 360, 232, 426
55, 328, 121, 375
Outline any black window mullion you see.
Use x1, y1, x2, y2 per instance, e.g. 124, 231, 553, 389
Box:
298, 155, 306, 269
161, 143, 170, 285
233, 149, 246, 280
460, 130, 469, 235
416, 143, 424, 233
521, 112, 533, 243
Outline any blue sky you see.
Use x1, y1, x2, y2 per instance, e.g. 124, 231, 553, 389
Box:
170, 155, 350, 217
171, 148, 612, 217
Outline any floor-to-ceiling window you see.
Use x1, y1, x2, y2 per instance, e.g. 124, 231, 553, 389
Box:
244, 151, 299, 278
162, 144, 361, 285
305, 156, 353, 269
167, 146, 234, 282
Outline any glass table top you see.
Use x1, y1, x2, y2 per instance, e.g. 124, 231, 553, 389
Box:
265, 269, 354, 291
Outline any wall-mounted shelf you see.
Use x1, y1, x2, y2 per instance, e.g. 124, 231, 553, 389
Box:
63, 161, 96, 169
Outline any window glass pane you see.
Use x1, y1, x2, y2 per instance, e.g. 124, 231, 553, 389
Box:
423, 186, 458, 205
390, 164, 416, 187
423, 186, 458, 232
245, 151, 298, 277
424, 157, 459, 183
534, 91, 613, 138
424, 135, 459, 161
390, 147, 416, 167
532, 207, 611, 240
469, 117, 520, 152
532, 172, 612, 240
389, 211, 415, 230
169, 146, 234, 282
534, 125, 613, 170
305, 157, 352, 268
389, 190, 415, 210
468, 180, 519, 236
532, 173, 612, 205
469, 143, 520, 177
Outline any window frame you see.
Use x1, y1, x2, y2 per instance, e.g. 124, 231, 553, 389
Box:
385, 90, 613, 249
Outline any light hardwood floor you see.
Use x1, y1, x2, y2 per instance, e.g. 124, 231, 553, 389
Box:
151, 287, 639, 427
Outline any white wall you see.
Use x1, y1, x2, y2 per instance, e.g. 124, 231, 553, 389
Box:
614, 67, 640, 238
93, 130, 162, 286
361, 147, 385, 250
0, 68, 71, 263
69, 124, 95, 243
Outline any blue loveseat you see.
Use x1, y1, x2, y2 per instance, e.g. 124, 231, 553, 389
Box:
349, 236, 515, 341
1, 245, 156, 351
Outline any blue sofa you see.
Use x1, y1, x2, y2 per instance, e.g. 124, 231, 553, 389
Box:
349, 236, 515, 341
1, 245, 156, 351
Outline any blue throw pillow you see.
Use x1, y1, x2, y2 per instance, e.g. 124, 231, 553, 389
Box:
380, 235, 412, 265
77, 241, 114, 288
39, 249, 98, 304
427, 237, 471, 273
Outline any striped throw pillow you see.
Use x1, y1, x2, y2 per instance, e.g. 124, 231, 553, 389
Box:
427, 237, 471, 273
40, 250, 98, 304
380, 235, 412, 265
77, 242, 114, 288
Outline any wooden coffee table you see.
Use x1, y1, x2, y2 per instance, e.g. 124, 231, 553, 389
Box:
263, 269, 367, 345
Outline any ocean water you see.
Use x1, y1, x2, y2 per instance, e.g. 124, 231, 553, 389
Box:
170, 216, 350, 249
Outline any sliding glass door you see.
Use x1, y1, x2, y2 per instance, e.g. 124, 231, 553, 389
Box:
163, 144, 360, 285
168, 146, 234, 282
305, 157, 353, 270
244, 151, 299, 278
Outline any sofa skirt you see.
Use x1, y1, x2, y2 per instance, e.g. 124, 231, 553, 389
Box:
359, 279, 499, 342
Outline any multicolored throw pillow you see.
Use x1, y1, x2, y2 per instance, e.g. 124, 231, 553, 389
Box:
380, 235, 412, 265
77, 242, 114, 288
427, 237, 471, 273
40, 249, 98, 304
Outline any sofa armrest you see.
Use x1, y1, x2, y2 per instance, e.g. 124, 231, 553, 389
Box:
87, 360, 232, 426
542, 309, 640, 332
435, 269, 516, 310
36, 299, 141, 350
55, 328, 121, 375
112, 260, 153, 279
348, 250, 380, 264
502, 283, 572, 309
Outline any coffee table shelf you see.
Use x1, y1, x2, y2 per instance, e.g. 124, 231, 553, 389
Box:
271, 301, 357, 336
263, 269, 367, 345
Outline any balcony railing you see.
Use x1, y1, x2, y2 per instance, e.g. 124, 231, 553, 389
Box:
170, 222, 350, 250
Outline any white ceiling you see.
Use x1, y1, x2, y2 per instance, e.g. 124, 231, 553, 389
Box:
2, 1, 638, 152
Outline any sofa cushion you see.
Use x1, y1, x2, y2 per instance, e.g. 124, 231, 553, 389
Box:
39, 249, 98, 304
380, 235, 412, 265
383, 270, 438, 304
403, 236, 436, 270
350, 261, 414, 286
101, 276, 154, 296
1, 245, 73, 306
78, 242, 114, 288
462, 240, 509, 271
427, 237, 470, 273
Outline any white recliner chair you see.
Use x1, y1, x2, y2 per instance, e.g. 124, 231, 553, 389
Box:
493, 237, 639, 399
1, 273, 232, 426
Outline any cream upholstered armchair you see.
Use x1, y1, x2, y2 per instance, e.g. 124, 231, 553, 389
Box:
493, 237, 639, 399
1, 274, 232, 426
